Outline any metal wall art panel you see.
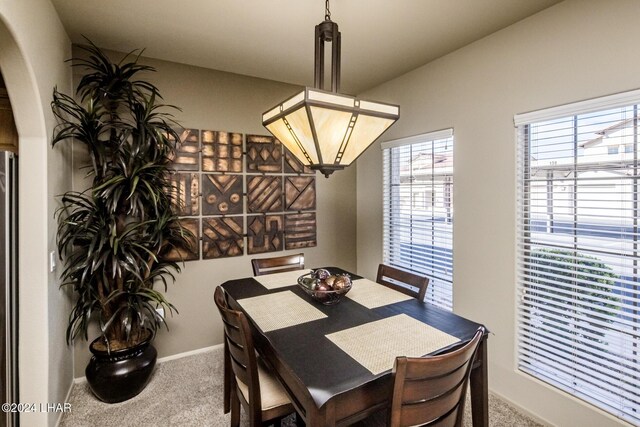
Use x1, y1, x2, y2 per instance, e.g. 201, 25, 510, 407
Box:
247, 175, 283, 213
202, 216, 244, 259
284, 212, 317, 250
284, 147, 314, 174
246, 134, 282, 173
164, 218, 200, 261
247, 214, 284, 254
169, 172, 200, 216
201, 130, 243, 173
168, 131, 319, 258
169, 128, 200, 171
285, 176, 316, 211
202, 174, 243, 215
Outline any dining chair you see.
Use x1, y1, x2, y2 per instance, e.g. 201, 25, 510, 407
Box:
389, 327, 485, 427
251, 253, 305, 276
214, 286, 295, 427
376, 264, 429, 302
219, 288, 232, 415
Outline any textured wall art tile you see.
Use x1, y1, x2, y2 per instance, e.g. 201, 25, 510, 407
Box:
201, 130, 243, 172
169, 128, 200, 171
284, 147, 313, 174
166, 127, 318, 259
285, 176, 316, 211
169, 173, 200, 216
285, 212, 317, 250
163, 218, 200, 261
246, 135, 282, 173
202, 174, 243, 215
247, 214, 284, 254
247, 175, 283, 213
202, 216, 244, 259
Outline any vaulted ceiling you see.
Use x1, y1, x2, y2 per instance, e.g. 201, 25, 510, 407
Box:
51, 0, 562, 93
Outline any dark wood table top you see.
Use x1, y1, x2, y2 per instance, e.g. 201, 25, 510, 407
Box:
221, 267, 486, 410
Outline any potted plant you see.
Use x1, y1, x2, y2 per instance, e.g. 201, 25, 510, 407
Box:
51, 41, 193, 403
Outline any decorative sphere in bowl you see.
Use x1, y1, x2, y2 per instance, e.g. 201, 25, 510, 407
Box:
297, 271, 352, 305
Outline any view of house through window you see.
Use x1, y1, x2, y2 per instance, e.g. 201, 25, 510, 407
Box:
382, 129, 453, 310
516, 93, 640, 425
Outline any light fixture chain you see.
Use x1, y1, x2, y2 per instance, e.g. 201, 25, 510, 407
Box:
261, 0, 399, 178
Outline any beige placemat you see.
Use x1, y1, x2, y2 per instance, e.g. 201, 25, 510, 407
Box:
238, 291, 327, 332
326, 314, 460, 375
346, 278, 413, 308
254, 269, 312, 290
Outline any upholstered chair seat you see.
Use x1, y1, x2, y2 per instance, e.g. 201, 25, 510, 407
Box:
235, 358, 291, 411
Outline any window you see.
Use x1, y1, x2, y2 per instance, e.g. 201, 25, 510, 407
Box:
515, 90, 640, 425
382, 129, 453, 310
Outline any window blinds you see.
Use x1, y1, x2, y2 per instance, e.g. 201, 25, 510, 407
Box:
382, 129, 453, 310
516, 95, 640, 425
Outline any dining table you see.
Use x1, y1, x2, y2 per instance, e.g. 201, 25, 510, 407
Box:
220, 267, 489, 427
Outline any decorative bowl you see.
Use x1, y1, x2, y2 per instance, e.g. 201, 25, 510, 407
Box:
297, 271, 352, 305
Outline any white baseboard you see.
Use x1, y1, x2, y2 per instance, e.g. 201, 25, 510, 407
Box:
55, 378, 75, 427
72, 343, 223, 384
490, 389, 553, 426
157, 343, 222, 364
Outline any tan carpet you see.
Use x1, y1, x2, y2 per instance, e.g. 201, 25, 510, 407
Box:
60, 346, 542, 427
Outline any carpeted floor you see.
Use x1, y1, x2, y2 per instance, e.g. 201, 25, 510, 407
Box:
60, 346, 542, 426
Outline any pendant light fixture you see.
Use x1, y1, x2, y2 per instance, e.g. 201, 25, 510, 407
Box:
262, 0, 400, 177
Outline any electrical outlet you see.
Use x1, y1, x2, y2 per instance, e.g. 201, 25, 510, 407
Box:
49, 251, 56, 273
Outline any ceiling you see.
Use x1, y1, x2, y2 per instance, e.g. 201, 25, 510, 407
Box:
51, 0, 562, 94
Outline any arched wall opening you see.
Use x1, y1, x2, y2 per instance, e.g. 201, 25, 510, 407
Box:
0, 15, 54, 427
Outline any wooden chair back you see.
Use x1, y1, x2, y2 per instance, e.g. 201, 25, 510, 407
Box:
213, 286, 262, 421
251, 253, 305, 276
376, 264, 429, 301
389, 328, 485, 427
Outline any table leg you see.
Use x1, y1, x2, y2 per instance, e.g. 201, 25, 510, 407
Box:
470, 336, 488, 427
305, 401, 335, 427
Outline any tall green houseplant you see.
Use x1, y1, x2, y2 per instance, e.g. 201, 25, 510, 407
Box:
52, 42, 192, 350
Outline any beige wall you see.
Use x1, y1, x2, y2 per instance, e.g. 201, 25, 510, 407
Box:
71, 50, 358, 376
357, 0, 639, 426
0, 0, 73, 426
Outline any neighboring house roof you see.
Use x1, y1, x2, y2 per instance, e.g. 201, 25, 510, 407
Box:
400, 152, 453, 176
581, 118, 635, 148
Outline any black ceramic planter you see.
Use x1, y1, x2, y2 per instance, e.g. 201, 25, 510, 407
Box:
85, 334, 157, 403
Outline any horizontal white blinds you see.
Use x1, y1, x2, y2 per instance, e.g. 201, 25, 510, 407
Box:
383, 132, 453, 310
516, 97, 640, 425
